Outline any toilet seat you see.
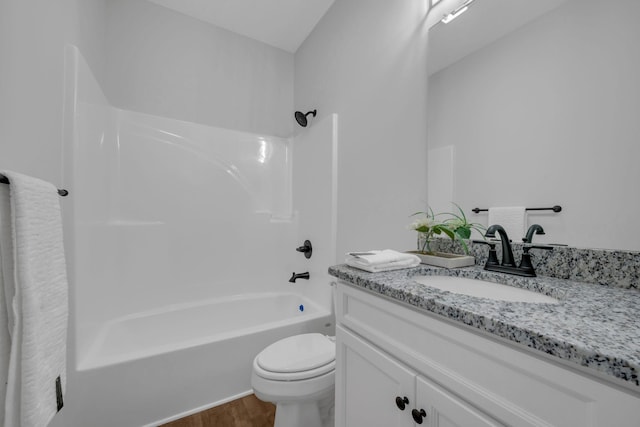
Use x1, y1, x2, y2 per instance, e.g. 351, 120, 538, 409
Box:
254, 359, 335, 381
254, 333, 336, 381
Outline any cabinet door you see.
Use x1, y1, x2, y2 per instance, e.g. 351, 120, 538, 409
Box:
415, 376, 504, 427
336, 326, 416, 427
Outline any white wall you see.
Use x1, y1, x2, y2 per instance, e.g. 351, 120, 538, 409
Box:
428, 0, 640, 250
104, 0, 294, 138
0, 3, 106, 427
295, 0, 431, 260
287, 114, 338, 312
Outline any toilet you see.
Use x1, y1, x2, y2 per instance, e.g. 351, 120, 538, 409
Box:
251, 333, 336, 427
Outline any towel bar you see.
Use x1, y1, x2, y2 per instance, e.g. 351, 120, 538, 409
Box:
0, 174, 69, 197
472, 205, 561, 214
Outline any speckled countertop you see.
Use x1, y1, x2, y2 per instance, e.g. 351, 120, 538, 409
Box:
329, 263, 640, 390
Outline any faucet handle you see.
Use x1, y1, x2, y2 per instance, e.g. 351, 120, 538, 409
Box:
523, 224, 546, 243
295, 240, 313, 259
473, 240, 499, 266
524, 244, 554, 251
517, 244, 552, 277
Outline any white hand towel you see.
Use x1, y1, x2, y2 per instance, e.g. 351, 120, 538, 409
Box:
488, 206, 526, 242
0, 185, 13, 427
346, 250, 421, 273
0, 171, 69, 427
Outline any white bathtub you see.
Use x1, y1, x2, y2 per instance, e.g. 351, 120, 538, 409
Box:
69, 292, 333, 427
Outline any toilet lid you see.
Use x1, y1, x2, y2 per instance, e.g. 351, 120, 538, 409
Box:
257, 333, 335, 373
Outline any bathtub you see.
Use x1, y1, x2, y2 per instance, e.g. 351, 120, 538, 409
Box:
69, 292, 333, 427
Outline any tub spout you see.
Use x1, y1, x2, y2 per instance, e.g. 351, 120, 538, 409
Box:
289, 272, 310, 283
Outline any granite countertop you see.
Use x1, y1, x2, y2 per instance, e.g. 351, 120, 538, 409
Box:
328, 263, 640, 390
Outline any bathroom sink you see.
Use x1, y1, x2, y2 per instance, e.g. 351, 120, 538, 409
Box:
414, 276, 558, 304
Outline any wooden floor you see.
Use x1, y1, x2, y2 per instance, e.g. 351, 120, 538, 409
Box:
160, 394, 275, 427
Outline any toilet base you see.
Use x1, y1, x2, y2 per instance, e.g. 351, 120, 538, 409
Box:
272, 390, 334, 427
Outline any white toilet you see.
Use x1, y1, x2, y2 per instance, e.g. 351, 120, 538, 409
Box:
251, 333, 336, 427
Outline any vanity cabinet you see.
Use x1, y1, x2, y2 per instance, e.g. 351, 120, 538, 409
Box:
416, 374, 501, 426
337, 325, 502, 426
336, 325, 415, 426
335, 281, 640, 427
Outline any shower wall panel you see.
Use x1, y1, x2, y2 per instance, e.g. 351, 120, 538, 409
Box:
67, 47, 296, 365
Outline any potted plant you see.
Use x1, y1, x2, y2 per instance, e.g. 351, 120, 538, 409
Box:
408, 204, 485, 268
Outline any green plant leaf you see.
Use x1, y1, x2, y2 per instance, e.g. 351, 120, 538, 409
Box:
439, 227, 455, 240
459, 238, 470, 255
456, 227, 471, 239
409, 203, 485, 252
451, 202, 467, 223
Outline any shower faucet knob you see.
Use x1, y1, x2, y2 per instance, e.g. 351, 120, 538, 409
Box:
295, 240, 313, 259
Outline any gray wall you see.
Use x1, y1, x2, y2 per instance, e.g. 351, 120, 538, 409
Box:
0, 0, 106, 183
104, 0, 294, 138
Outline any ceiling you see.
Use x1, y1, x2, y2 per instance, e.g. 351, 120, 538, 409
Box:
146, 0, 336, 53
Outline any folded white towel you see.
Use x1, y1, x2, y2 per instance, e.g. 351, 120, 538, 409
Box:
347, 249, 417, 265
488, 206, 526, 242
346, 250, 421, 273
0, 171, 68, 427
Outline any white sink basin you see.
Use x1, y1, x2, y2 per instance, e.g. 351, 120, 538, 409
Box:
414, 276, 559, 304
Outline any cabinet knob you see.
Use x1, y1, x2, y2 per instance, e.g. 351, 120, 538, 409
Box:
395, 396, 409, 410
411, 408, 427, 424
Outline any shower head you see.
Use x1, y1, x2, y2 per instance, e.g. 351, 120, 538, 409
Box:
294, 110, 317, 127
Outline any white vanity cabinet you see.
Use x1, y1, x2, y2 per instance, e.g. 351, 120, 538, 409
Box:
337, 325, 502, 426
415, 375, 503, 426
336, 325, 415, 426
335, 281, 640, 427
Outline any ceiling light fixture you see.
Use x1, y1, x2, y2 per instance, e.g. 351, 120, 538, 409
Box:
441, 0, 475, 24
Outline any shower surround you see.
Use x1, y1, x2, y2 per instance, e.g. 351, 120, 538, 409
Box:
59, 46, 336, 426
